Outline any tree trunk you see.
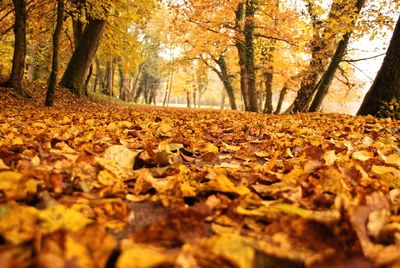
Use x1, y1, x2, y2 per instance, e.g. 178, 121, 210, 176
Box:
309, 0, 367, 112
186, 91, 191, 108
263, 72, 273, 113
358, 15, 400, 116
106, 60, 114, 96
243, 0, 258, 112
193, 89, 197, 108
84, 64, 92, 96
71, 0, 84, 48
118, 60, 126, 101
163, 78, 169, 106
214, 56, 237, 110
45, 0, 64, 107
167, 72, 173, 106
274, 83, 288, 114
235, 3, 249, 111
60, 19, 106, 97
93, 58, 100, 93
3, 0, 30, 98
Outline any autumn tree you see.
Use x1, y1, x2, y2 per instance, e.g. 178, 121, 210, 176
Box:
60, 1, 109, 97
308, 0, 367, 112
1, 0, 30, 98
45, 0, 65, 107
357, 14, 400, 116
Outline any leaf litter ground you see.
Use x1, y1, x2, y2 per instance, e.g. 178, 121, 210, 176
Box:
0, 85, 400, 268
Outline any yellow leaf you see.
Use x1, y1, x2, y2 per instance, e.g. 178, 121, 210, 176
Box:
201, 234, 255, 268
352, 151, 374, 161
0, 204, 38, 245
39, 205, 92, 234
371, 165, 400, 176
323, 150, 337, 166
117, 242, 176, 268
12, 137, 23, 145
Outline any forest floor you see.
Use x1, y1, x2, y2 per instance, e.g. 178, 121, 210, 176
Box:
1, 84, 400, 268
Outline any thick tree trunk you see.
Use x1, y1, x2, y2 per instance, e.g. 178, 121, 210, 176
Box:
4, 0, 30, 98
71, 0, 84, 48
60, 19, 106, 97
358, 15, 400, 116
45, 0, 64, 107
274, 84, 288, 114
263, 72, 273, 113
243, 0, 258, 112
235, 3, 249, 111
215, 56, 237, 110
309, 0, 367, 112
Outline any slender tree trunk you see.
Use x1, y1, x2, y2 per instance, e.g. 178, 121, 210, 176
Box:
118, 60, 126, 101
166, 70, 173, 106
214, 56, 237, 110
186, 91, 191, 107
3, 0, 30, 98
274, 84, 288, 114
93, 58, 100, 93
106, 60, 113, 96
358, 15, 400, 116
193, 89, 197, 108
163, 78, 169, 106
309, 0, 367, 112
45, 0, 64, 107
60, 19, 106, 97
263, 72, 273, 113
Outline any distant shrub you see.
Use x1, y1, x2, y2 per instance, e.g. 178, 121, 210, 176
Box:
377, 98, 400, 120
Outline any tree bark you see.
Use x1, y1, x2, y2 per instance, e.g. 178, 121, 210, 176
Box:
243, 0, 258, 112
3, 0, 30, 98
166, 71, 173, 106
60, 19, 106, 97
45, 0, 64, 107
214, 56, 237, 110
118, 60, 126, 101
274, 83, 288, 114
84, 64, 92, 96
309, 0, 367, 112
186, 91, 191, 108
105, 60, 114, 96
263, 72, 273, 113
235, 3, 249, 111
93, 58, 100, 93
358, 15, 400, 116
